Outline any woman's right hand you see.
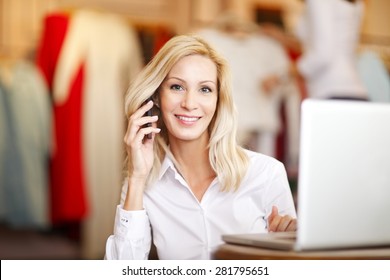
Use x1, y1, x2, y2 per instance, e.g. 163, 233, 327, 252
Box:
124, 99, 160, 187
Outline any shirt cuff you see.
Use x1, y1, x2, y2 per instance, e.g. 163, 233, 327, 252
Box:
114, 205, 149, 240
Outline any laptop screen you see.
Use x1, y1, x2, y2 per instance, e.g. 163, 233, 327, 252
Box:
296, 99, 390, 250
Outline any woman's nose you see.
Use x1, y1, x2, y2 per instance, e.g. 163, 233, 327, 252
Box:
181, 91, 198, 110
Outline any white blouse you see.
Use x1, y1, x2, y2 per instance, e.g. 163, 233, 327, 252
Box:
105, 150, 296, 260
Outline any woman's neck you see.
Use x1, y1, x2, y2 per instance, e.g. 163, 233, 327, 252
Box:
169, 137, 211, 173
169, 136, 216, 201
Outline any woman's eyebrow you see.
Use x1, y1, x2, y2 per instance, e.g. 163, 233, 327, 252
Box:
165, 76, 216, 85
164, 76, 184, 82
200, 80, 217, 85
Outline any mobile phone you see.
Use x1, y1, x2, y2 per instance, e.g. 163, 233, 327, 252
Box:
143, 97, 153, 139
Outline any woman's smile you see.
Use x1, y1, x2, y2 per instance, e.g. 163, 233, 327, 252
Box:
175, 114, 202, 125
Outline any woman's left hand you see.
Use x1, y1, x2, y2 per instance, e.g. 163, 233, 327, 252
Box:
267, 206, 297, 232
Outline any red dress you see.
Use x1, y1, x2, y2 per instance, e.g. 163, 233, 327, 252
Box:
36, 13, 88, 224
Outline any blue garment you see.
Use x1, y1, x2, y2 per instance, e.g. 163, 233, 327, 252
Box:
0, 81, 30, 226
0, 83, 5, 218
0, 61, 52, 228
357, 50, 390, 103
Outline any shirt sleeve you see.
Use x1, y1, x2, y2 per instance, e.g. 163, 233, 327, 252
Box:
105, 205, 152, 260
264, 160, 297, 220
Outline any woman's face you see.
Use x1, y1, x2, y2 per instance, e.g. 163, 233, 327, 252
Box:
159, 54, 218, 144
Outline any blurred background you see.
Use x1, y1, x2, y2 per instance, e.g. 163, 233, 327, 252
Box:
0, 0, 389, 260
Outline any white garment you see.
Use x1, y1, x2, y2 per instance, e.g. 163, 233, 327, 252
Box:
197, 28, 301, 162
106, 150, 296, 260
296, 0, 367, 99
198, 29, 289, 134
54, 10, 143, 259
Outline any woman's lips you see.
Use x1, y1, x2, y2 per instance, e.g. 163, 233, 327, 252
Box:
175, 115, 201, 125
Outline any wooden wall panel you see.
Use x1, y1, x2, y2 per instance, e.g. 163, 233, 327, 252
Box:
0, 0, 54, 58
1, 0, 387, 60
0, 0, 193, 59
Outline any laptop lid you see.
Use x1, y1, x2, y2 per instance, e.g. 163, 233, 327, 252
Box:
222, 99, 390, 251
295, 99, 390, 250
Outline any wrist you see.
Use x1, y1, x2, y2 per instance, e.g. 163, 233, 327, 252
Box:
128, 175, 147, 186
123, 176, 147, 211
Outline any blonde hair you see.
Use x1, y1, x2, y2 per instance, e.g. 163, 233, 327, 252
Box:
124, 34, 249, 191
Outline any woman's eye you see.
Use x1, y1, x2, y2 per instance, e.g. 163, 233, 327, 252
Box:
200, 87, 212, 93
170, 84, 183, 91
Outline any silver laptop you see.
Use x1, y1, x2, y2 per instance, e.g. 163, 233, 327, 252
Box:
223, 99, 390, 251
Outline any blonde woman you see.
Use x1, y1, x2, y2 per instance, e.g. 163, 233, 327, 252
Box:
105, 35, 296, 260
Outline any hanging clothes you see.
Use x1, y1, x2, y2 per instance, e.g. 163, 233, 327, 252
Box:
0, 81, 6, 219
357, 50, 390, 102
36, 12, 88, 225
0, 77, 26, 226
153, 27, 175, 55
0, 60, 52, 229
197, 27, 300, 167
37, 9, 143, 259
295, 0, 368, 100
136, 25, 175, 64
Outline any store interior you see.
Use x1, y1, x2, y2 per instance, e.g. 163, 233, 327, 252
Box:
0, 0, 389, 260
